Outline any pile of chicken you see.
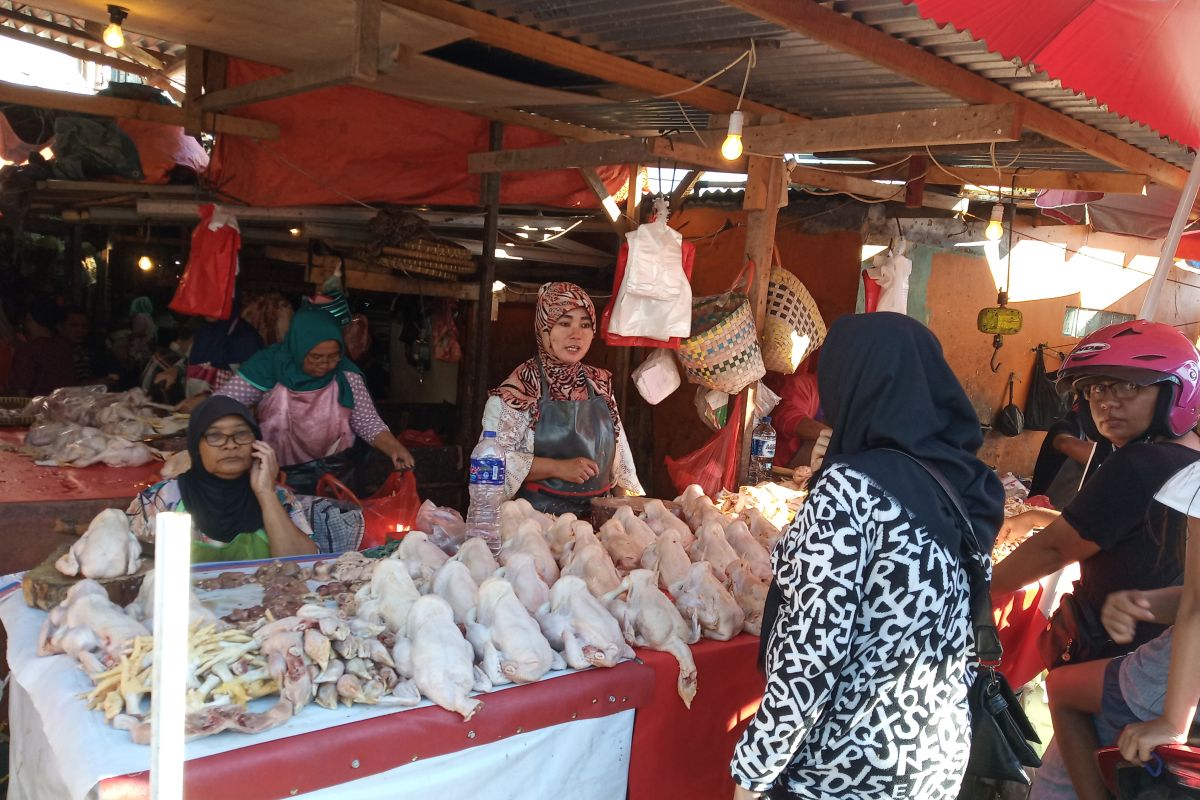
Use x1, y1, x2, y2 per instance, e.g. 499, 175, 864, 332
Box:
35, 485, 782, 742
21, 387, 184, 468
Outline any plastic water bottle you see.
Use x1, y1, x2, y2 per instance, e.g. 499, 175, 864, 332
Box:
750, 416, 777, 484
466, 431, 506, 556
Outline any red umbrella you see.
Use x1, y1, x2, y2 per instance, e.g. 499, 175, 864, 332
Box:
905, 0, 1200, 150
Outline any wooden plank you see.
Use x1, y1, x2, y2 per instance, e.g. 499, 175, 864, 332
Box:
198, 61, 355, 110
668, 170, 701, 209
0, 8, 102, 46
648, 137, 747, 172
744, 104, 1022, 155
183, 46, 205, 137
382, 0, 802, 121
0, 23, 159, 79
721, 0, 1187, 190
920, 165, 1149, 194
905, 155, 928, 208
267, 248, 481, 298
470, 136, 745, 174
789, 164, 962, 211
0, 79, 279, 139
353, 0, 382, 81
476, 107, 623, 143
577, 167, 627, 237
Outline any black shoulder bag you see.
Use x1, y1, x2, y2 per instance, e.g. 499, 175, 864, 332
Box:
884, 450, 1043, 786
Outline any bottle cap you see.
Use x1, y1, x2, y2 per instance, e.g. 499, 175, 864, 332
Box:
761, 416, 771, 424
483, 431, 497, 438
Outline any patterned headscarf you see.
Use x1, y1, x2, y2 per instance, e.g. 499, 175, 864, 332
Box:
492, 282, 620, 432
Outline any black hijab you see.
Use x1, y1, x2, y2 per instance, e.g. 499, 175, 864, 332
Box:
815, 312, 1005, 556
178, 395, 264, 543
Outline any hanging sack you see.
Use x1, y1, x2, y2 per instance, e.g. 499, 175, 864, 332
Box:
1025, 345, 1071, 430
169, 204, 240, 319
1038, 584, 1113, 670
666, 393, 744, 498
607, 217, 693, 340
317, 470, 422, 550
601, 232, 696, 349
995, 373, 1025, 437
632, 347, 681, 405
762, 248, 826, 374
677, 262, 766, 393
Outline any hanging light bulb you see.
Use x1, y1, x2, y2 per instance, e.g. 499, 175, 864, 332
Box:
984, 204, 1005, 241
103, 6, 129, 49
721, 110, 744, 161
138, 255, 154, 272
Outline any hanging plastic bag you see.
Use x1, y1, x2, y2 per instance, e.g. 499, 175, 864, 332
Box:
1024, 345, 1071, 430
755, 380, 781, 419
169, 204, 240, 319
861, 268, 882, 313
414, 499, 467, 553
694, 386, 731, 431
317, 470, 421, 550
666, 394, 744, 497
607, 203, 693, 341
633, 348, 681, 405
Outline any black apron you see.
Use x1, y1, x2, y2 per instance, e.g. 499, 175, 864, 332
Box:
516, 361, 616, 517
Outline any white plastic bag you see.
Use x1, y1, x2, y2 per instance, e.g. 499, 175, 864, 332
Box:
755, 380, 781, 418
608, 211, 692, 340
633, 348, 681, 405
695, 387, 731, 431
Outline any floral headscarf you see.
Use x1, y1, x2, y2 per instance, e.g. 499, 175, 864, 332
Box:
491, 282, 620, 432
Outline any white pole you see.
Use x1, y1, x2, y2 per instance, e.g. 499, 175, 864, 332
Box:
1139, 151, 1200, 321
150, 511, 192, 800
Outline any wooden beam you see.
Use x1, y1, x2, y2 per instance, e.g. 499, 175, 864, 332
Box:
744, 104, 1022, 155
0, 9, 101, 46
469, 136, 745, 174
905, 155, 928, 209
183, 46, 205, 137
721, 0, 1187, 189
382, 0, 802, 121
789, 164, 963, 211
669, 170, 701, 209
198, 61, 359, 111
0, 23, 159, 79
352, 0, 382, 81
0, 79, 278, 139
919, 165, 1149, 194
473, 107, 623, 143
577, 168, 627, 237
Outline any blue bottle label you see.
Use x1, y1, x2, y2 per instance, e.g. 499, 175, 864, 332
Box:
470, 456, 505, 485
751, 437, 775, 459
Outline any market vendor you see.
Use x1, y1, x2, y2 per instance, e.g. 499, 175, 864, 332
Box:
127, 395, 317, 562
765, 354, 831, 470
484, 282, 644, 516
215, 306, 413, 495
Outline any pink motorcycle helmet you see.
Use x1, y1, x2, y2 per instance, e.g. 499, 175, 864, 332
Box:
1058, 319, 1200, 438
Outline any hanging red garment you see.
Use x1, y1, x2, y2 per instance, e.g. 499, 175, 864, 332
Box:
169, 204, 240, 319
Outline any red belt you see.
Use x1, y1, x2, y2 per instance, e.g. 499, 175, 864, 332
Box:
521, 481, 613, 498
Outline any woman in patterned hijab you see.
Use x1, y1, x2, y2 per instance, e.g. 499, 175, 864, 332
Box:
483, 282, 643, 516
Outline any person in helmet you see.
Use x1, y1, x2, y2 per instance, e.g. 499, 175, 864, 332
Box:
992, 319, 1200, 800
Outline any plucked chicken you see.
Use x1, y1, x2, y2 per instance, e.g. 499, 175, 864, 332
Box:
670, 561, 745, 641
467, 577, 562, 685
56, 508, 143, 580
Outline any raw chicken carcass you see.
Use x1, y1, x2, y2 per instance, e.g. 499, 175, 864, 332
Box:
744, 507, 783, 553
644, 498, 695, 549
558, 521, 602, 568
499, 520, 559, 586
561, 542, 622, 598
431, 560, 479, 625
467, 577, 563, 685
722, 520, 773, 583
497, 552, 550, 615
408, 595, 489, 720
56, 508, 142, 579
125, 571, 217, 629
613, 506, 656, 553
727, 559, 769, 636
449, 536, 500, 586
597, 519, 645, 573
395, 531, 450, 591
688, 522, 740, 581
543, 513, 578, 561
639, 530, 692, 592
356, 559, 420, 636
670, 561, 745, 641
537, 576, 633, 670
603, 569, 699, 707
38, 580, 150, 674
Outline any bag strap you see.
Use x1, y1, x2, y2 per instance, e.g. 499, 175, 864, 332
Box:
1007, 372, 1016, 405
730, 259, 756, 294
880, 448, 1004, 664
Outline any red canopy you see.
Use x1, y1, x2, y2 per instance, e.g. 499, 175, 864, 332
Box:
905, 0, 1200, 149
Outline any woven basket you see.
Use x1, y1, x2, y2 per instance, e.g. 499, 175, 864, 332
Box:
678, 264, 765, 393
0, 395, 34, 427
762, 266, 826, 374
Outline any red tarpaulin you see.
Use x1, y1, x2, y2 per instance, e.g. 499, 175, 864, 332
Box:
905, 0, 1200, 149
207, 59, 627, 209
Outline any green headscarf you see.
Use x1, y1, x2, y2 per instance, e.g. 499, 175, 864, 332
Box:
130, 296, 154, 316
236, 307, 362, 408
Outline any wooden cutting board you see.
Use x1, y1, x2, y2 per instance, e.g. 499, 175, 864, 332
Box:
590, 496, 684, 527
22, 543, 153, 611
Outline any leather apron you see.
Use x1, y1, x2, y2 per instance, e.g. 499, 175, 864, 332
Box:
516, 360, 616, 517
258, 381, 357, 495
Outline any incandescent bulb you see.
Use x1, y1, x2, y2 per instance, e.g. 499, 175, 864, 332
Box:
721, 110, 745, 161
984, 204, 1005, 241
103, 22, 125, 48
138, 255, 153, 272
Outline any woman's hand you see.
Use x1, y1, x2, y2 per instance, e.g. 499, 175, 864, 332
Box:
249, 441, 281, 498
1102, 591, 1157, 644
387, 442, 415, 471
1118, 717, 1189, 763
176, 392, 210, 414
556, 456, 599, 484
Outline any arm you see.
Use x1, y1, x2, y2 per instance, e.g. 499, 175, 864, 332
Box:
484, 396, 534, 498
213, 374, 265, 407
991, 516, 1100, 598
1054, 433, 1095, 467
1118, 517, 1200, 761
997, 508, 1061, 546
1102, 587, 1184, 643
345, 374, 413, 470
611, 418, 645, 496
250, 441, 317, 557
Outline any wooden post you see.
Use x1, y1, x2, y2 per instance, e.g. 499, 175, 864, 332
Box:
469, 122, 504, 445
612, 165, 640, 422
737, 155, 787, 486
183, 46, 205, 137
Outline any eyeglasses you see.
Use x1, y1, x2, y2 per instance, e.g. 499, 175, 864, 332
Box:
305, 352, 341, 366
202, 429, 256, 447
1079, 381, 1149, 402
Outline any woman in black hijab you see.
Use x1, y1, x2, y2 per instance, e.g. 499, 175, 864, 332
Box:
731, 312, 1004, 800
127, 396, 317, 562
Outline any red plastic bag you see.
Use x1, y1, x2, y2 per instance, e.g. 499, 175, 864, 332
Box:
317, 471, 421, 550
601, 238, 696, 348
665, 394, 744, 497
861, 268, 882, 313
170, 204, 240, 319
401, 429, 443, 447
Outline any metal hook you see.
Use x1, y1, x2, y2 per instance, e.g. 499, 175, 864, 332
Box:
990, 335, 1003, 373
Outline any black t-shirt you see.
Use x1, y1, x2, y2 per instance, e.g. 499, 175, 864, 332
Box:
1062, 441, 1198, 649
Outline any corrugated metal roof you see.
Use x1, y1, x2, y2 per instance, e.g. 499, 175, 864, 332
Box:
454, 0, 1191, 174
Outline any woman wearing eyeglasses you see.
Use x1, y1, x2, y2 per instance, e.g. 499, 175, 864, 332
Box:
991, 320, 1200, 800
126, 396, 317, 562
215, 307, 414, 495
